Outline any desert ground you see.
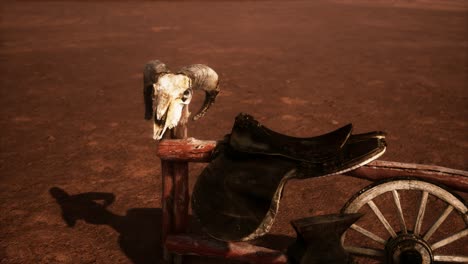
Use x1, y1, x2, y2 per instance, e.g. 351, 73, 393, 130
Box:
0, 0, 467, 263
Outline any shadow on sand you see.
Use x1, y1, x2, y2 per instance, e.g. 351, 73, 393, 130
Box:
49, 187, 299, 264
49, 187, 162, 264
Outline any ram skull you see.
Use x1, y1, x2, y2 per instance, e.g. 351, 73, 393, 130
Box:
143, 60, 219, 140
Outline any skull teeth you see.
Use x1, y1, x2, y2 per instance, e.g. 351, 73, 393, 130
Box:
153, 111, 168, 140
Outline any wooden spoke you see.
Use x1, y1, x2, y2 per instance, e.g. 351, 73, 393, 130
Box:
368, 200, 397, 238
431, 228, 468, 251
342, 178, 467, 263
423, 205, 454, 241
392, 190, 407, 234
344, 246, 384, 257
414, 191, 429, 236
433, 255, 468, 263
350, 224, 386, 245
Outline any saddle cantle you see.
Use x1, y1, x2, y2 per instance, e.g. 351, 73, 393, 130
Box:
192, 113, 386, 241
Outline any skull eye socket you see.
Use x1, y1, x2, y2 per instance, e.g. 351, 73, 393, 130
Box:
182, 89, 192, 102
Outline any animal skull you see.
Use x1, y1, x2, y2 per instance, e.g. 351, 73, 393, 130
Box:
143, 60, 219, 140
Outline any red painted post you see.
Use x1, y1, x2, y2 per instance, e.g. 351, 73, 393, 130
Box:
160, 130, 175, 262
170, 123, 190, 234
173, 161, 189, 233
160, 122, 189, 263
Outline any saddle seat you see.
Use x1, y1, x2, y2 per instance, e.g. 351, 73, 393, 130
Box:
229, 113, 354, 162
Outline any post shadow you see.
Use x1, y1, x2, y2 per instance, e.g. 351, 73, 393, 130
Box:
49, 187, 162, 264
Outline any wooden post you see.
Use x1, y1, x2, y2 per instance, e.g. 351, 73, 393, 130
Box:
161, 159, 174, 262
172, 161, 189, 232
161, 107, 190, 263
171, 123, 189, 233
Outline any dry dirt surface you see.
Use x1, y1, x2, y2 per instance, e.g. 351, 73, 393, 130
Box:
0, 0, 467, 263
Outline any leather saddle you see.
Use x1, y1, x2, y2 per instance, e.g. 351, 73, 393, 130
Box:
192, 113, 386, 241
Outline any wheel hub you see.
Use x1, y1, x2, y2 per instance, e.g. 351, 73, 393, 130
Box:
385, 233, 433, 264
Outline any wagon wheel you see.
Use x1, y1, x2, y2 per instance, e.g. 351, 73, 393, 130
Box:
341, 177, 467, 263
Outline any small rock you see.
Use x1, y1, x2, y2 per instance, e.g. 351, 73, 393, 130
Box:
47, 135, 56, 142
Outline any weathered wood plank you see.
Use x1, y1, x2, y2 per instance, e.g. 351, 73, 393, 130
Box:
157, 138, 217, 162
165, 235, 288, 264
348, 161, 468, 192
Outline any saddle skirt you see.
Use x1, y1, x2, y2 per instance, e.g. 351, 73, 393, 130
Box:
192, 113, 386, 241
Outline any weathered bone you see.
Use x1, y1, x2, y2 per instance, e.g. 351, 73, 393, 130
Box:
143, 60, 219, 140
143, 60, 170, 120
178, 64, 219, 120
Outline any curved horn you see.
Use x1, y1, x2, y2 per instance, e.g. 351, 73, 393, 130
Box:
143, 60, 170, 120
178, 64, 220, 121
